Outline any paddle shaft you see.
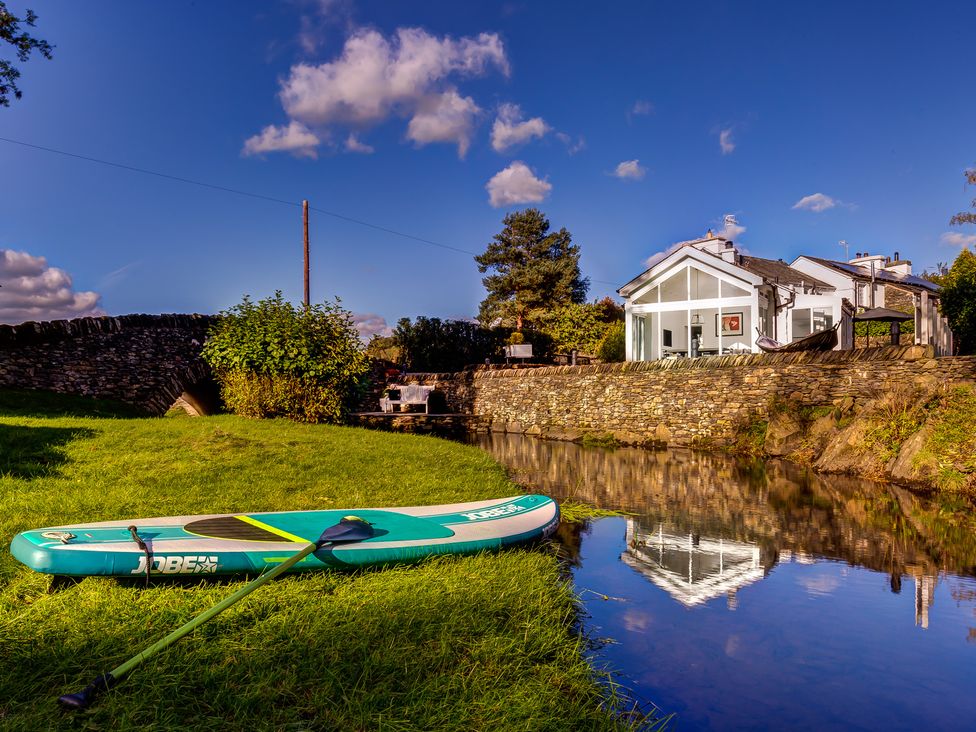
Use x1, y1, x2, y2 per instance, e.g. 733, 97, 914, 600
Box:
109, 540, 319, 680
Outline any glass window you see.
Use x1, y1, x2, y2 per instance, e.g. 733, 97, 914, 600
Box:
635, 285, 659, 304
813, 308, 833, 332
660, 268, 688, 302
793, 309, 812, 340
721, 280, 750, 297
690, 269, 719, 299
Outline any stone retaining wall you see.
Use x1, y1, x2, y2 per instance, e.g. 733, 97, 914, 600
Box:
0, 314, 214, 414
403, 345, 976, 446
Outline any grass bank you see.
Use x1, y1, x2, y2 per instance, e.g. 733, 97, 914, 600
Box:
0, 389, 640, 730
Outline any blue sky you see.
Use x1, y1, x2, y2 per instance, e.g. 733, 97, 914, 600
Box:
1, 0, 974, 335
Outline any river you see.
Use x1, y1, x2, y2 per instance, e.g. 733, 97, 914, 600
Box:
472, 433, 976, 731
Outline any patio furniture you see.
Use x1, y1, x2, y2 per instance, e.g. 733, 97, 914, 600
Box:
380, 384, 435, 413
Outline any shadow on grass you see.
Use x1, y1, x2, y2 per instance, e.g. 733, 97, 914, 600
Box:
0, 424, 97, 479
0, 389, 147, 419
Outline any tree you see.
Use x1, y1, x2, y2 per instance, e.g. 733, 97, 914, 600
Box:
0, 2, 53, 107
475, 208, 589, 330
938, 249, 976, 355
949, 168, 976, 227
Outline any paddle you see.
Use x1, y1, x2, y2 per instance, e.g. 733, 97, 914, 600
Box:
58, 516, 374, 711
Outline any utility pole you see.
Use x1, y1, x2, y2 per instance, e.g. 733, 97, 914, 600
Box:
303, 200, 310, 308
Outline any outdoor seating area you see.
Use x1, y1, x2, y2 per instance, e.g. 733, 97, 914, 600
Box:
380, 384, 435, 413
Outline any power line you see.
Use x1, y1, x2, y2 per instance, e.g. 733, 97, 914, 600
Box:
0, 135, 620, 287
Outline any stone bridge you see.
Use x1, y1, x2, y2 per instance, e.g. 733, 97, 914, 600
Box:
0, 314, 216, 415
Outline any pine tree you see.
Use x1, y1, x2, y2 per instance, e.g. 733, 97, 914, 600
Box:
475, 209, 588, 330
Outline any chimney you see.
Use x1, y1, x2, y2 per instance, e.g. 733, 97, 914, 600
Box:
706, 229, 713, 238
894, 251, 900, 261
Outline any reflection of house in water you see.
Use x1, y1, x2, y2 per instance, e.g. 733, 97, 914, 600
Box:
622, 519, 766, 608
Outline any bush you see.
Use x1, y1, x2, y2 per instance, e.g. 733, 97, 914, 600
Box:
597, 321, 625, 362
538, 298, 624, 355
202, 292, 369, 423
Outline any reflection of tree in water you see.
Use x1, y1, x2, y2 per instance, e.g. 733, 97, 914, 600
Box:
476, 433, 976, 623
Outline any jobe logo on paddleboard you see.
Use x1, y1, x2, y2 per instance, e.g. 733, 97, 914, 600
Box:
131, 555, 219, 574
460, 504, 525, 521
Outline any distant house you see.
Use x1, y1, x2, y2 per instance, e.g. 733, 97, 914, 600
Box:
618, 232, 952, 361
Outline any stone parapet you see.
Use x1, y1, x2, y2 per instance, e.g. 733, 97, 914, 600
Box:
403, 347, 976, 446
0, 313, 215, 414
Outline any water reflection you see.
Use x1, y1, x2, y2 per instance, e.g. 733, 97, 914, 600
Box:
474, 433, 976, 730
624, 524, 764, 609
475, 432, 976, 594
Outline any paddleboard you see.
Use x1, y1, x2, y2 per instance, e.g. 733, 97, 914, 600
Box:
10, 494, 559, 577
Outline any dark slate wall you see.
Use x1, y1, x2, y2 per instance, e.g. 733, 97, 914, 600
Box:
0, 314, 214, 414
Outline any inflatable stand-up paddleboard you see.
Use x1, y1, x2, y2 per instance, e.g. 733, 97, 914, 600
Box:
11, 495, 559, 577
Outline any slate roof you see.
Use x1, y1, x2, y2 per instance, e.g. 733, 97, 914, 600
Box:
737, 255, 834, 290
800, 256, 941, 293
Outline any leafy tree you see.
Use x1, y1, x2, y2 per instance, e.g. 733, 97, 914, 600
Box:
394, 317, 506, 372
475, 209, 588, 330
0, 2, 53, 107
202, 292, 369, 423
949, 168, 976, 227
938, 249, 976, 355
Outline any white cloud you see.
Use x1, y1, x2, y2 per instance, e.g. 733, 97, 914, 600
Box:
0, 249, 103, 325
242, 121, 321, 158
555, 132, 586, 155
352, 313, 392, 341
717, 215, 746, 240
719, 128, 735, 154
792, 193, 839, 213
630, 99, 653, 117
490, 103, 550, 152
643, 240, 685, 268
941, 231, 976, 249
405, 89, 480, 158
344, 133, 374, 154
613, 159, 646, 180
251, 27, 508, 157
486, 161, 552, 208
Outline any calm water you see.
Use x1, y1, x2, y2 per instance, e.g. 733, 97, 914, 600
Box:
473, 433, 976, 731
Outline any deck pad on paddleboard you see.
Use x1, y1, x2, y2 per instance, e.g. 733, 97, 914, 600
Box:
10, 495, 559, 577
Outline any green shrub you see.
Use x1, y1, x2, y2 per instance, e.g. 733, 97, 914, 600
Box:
538, 299, 624, 354
202, 292, 368, 423
597, 321, 626, 362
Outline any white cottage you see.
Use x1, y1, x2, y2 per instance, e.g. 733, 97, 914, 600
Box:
618, 234, 844, 360
619, 233, 953, 361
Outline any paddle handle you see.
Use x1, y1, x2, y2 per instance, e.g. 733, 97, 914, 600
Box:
59, 541, 319, 709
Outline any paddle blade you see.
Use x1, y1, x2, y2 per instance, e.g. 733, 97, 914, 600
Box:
58, 673, 116, 710
317, 516, 374, 546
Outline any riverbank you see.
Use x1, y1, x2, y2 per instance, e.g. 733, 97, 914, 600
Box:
0, 389, 643, 730
738, 382, 976, 501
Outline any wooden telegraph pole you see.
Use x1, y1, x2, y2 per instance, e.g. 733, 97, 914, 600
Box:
302, 200, 310, 308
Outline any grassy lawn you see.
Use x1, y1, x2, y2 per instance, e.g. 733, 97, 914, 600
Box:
0, 389, 636, 731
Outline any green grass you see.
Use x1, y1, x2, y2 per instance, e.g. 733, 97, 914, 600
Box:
0, 389, 646, 731
914, 386, 976, 496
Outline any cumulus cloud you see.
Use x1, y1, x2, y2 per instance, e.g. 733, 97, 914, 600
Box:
554, 131, 585, 155
941, 231, 976, 249
485, 161, 552, 208
344, 133, 374, 154
613, 159, 646, 180
242, 121, 321, 158
405, 89, 480, 157
352, 313, 392, 341
792, 193, 840, 212
717, 214, 746, 240
629, 99, 653, 119
490, 103, 550, 152
249, 27, 508, 157
719, 128, 735, 154
0, 249, 103, 325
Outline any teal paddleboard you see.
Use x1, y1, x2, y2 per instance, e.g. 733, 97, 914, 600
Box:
10, 495, 559, 577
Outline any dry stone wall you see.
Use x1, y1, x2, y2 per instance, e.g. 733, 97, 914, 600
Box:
405, 345, 976, 446
0, 314, 214, 414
